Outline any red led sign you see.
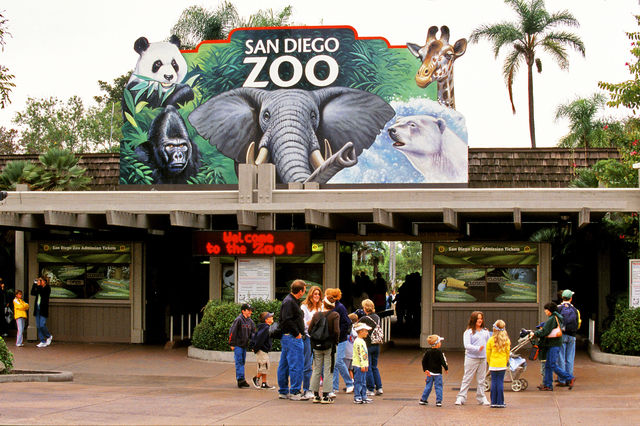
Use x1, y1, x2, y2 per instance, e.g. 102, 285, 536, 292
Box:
193, 231, 311, 257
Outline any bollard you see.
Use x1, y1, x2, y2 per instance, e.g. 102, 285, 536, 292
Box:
181, 314, 184, 340
169, 315, 174, 342
188, 314, 192, 339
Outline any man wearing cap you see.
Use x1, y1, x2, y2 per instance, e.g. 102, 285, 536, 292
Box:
557, 290, 581, 386
277, 279, 307, 400
229, 303, 256, 388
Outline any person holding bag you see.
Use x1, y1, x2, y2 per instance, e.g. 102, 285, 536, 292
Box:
531, 302, 575, 391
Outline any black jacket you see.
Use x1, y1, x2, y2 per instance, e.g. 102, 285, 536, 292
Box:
421, 347, 448, 374
228, 313, 255, 348
31, 283, 51, 318
335, 301, 351, 343
253, 323, 272, 353
280, 293, 304, 336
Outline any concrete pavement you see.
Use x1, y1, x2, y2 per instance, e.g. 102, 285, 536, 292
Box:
1, 338, 639, 425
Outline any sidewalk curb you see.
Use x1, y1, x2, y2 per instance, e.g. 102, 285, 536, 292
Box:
188, 346, 281, 363
588, 342, 640, 367
0, 370, 73, 383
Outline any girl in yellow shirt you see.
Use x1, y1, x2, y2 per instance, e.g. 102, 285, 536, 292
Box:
13, 290, 29, 347
485, 319, 510, 408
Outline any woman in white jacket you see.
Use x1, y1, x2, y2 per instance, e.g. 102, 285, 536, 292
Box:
455, 311, 491, 406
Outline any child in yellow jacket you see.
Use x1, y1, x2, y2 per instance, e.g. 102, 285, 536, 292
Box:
486, 319, 510, 408
13, 290, 29, 347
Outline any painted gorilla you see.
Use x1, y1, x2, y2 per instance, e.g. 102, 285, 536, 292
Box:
135, 105, 201, 184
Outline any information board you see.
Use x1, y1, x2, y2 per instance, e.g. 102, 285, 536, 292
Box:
629, 259, 640, 308
237, 258, 272, 303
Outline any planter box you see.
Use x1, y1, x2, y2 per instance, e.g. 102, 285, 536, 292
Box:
588, 342, 640, 367
188, 346, 281, 363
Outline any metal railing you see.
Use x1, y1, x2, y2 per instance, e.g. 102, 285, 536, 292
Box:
168, 312, 200, 342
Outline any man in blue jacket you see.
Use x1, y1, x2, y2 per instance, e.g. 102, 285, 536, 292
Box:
229, 303, 256, 388
277, 279, 307, 400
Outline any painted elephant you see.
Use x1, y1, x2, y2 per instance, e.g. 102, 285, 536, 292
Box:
188, 87, 395, 183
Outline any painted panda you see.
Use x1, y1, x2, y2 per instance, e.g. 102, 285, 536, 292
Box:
122, 35, 194, 118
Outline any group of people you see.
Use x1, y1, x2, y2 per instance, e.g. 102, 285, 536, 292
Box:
1, 276, 53, 348
229, 279, 385, 405
420, 290, 580, 408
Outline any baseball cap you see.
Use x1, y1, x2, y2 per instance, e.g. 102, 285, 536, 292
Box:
561, 289, 575, 299
353, 322, 372, 332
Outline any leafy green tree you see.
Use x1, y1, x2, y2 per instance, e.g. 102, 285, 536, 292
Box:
353, 241, 387, 276
395, 241, 423, 280
599, 15, 640, 112
555, 93, 608, 148
470, 0, 585, 148
0, 11, 16, 109
170, 2, 293, 49
0, 126, 19, 154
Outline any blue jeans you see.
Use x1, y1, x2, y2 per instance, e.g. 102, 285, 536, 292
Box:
366, 344, 382, 391
421, 374, 443, 403
277, 334, 304, 395
544, 346, 573, 388
16, 318, 25, 345
353, 368, 367, 401
490, 370, 505, 406
233, 346, 246, 380
333, 340, 353, 391
35, 313, 51, 343
303, 335, 312, 392
558, 335, 576, 382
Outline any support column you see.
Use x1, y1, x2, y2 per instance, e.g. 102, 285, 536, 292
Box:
597, 244, 611, 331
420, 242, 434, 348
323, 241, 339, 289
539, 243, 552, 320
209, 257, 221, 301
131, 242, 144, 343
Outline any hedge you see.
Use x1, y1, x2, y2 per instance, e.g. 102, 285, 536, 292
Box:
0, 336, 13, 373
601, 301, 640, 356
192, 299, 282, 351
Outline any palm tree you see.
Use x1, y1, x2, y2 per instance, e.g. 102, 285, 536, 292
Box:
470, 0, 585, 148
554, 93, 606, 148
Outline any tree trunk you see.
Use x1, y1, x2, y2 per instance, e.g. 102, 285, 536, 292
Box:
527, 63, 537, 148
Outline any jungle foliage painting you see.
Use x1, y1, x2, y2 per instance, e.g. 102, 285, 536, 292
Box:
120, 26, 469, 185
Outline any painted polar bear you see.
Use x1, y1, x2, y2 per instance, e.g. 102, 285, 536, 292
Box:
387, 115, 467, 182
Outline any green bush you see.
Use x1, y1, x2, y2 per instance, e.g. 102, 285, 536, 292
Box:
192, 299, 282, 351
601, 302, 640, 355
0, 336, 14, 373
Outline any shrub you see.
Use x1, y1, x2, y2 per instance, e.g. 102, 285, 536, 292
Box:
600, 302, 640, 355
0, 336, 14, 373
192, 298, 282, 351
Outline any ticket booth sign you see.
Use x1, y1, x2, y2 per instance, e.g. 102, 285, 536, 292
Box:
193, 231, 311, 257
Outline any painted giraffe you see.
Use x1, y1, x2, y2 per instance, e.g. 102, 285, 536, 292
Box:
407, 26, 467, 110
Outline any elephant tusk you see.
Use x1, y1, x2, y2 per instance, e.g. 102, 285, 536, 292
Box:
255, 147, 269, 165
309, 149, 325, 170
245, 142, 256, 165
323, 139, 333, 159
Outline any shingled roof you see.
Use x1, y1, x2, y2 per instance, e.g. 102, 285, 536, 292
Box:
0, 148, 620, 190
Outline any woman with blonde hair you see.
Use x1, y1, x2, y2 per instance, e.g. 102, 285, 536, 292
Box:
455, 311, 491, 406
358, 298, 384, 396
300, 286, 323, 399
485, 319, 510, 408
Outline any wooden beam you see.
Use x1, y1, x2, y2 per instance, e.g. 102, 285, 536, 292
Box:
513, 208, 522, 230
105, 211, 163, 229
0, 212, 44, 229
236, 210, 257, 228
304, 209, 352, 230
170, 211, 210, 229
372, 208, 410, 233
579, 208, 590, 229
44, 211, 105, 229
443, 208, 458, 230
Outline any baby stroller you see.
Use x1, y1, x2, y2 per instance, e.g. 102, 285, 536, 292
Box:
484, 329, 533, 392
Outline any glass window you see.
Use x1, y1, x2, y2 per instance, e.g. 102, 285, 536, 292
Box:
435, 266, 537, 303
43, 264, 130, 300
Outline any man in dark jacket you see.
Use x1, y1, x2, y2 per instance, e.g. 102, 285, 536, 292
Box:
229, 303, 256, 388
277, 279, 306, 400
0, 278, 9, 337
31, 276, 52, 348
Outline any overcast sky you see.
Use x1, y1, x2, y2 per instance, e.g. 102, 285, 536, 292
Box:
1, 0, 638, 148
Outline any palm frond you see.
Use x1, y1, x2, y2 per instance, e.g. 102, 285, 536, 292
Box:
542, 31, 585, 56
540, 39, 569, 70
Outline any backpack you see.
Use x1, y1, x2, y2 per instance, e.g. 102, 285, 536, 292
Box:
558, 303, 579, 334
370, 317, 384, 344
310, 313, 332, 350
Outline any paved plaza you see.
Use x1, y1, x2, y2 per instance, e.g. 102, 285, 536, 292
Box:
1, 339, 639, 425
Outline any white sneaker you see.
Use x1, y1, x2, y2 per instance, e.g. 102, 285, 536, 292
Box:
455, 397, 464, 406
366, 390, 375, 396
375, 388, 383, 395
328, 392, 336, 398
36, 342, 47, 348
479, 399, 491, 406
45, 335, 53, 346
288, 393, 303, 401
278, 393, 290, 399
345, 386, 354, 393
302, 391, 314, 400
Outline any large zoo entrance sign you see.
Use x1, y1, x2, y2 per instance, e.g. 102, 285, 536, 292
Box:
120, 26, 470, 186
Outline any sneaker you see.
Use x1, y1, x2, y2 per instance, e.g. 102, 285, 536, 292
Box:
568, 377, 576, 390
237, 379, 250, 388
537, 386, 553, 391
436, 401, 442, 407
16, 344, 24, 347
45, 335, 53, 346
375, 388, 383, 395
36, 342, 47, 348
364, 398, 373, 403
321, 396, 335, 404
345, 385, 354, 393
261, 382, 276, 390
479, 398, 490, 406
278, 393, 290, 399
288, 393, 303, 401
328, 392, 336, 398
313, 396, 322, 403
366, 390, 375, 396
251, 376, 261, 389
419, 400, 428, 405
303, 390, 315, 400
353, 399, 364, 404
455, 397, 464, 406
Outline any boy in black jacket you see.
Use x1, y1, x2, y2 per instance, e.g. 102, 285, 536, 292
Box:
251, 312, 276, 390
229, 303, 256, 388
420, 334, 448, 406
